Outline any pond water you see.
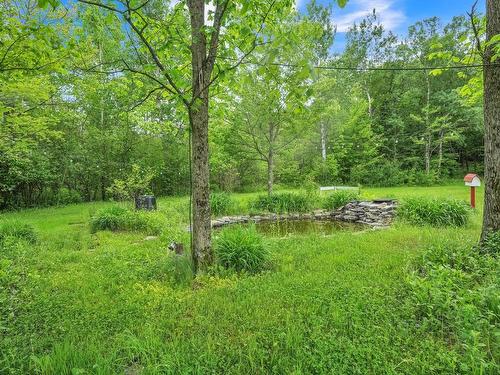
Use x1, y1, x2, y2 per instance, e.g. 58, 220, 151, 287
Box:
252, 220, 366, 237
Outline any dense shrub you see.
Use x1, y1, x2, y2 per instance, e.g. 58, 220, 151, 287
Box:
107, 164, 156, 201
214, 225, 271, 274
90, 206, 163, 235
311, 155, 340, 185
55, 188, 83, 205
407, 170, 439, 186
210, 192, 233, 217
322, 190, 360, 210
251, 192, 312, 214
407, 242, 499, 372
0, 220, 37, 245
398, 197, 470, 227
350, 160, 406, 186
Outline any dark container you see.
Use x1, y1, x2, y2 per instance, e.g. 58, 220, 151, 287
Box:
135, 195, 157, 211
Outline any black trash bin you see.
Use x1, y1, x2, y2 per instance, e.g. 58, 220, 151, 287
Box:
135, 195, 157, 211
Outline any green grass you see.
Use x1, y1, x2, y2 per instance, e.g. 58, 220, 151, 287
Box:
1, 182, 497, 374
322, 190, 361, 210
398, 197, 471, 227
214, 225, 271, 274
250, 192, 313, 213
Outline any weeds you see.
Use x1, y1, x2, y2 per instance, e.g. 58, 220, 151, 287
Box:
322, 190, 360, 210
90, 206, 163, 235
210, 192, 233, 217
214, 225, 271, 274
398, 197, 471, 227
251, 192, 312, 213
0, 220, 37, 246
0, 185, 495, 374
480, 231, 500, 256
406, 242, 499, 373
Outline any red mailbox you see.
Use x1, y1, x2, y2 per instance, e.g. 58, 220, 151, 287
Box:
464, 173, 480, 208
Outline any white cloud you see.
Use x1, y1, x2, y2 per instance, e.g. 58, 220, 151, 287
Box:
334, 0, 406, 33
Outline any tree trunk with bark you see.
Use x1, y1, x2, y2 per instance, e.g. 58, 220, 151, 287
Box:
425, 132, 432, 175
437, 129, 444, 177
188, 103, 212, 270
267, 121, 275, 196
267, 149, 274, 196
481, 0, 500, 241
187, 0, 215, 270
320, 122, 327, 161
424, 73, 432, 175
366, 86, 373, 117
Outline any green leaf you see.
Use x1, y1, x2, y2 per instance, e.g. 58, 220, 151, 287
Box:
337, 0, 348, 8
37, 0, 59, 8
429, 69, 443, 77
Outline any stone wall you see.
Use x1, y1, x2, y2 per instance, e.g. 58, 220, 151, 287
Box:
209, 199, 397, 230
330, 200, 397, 228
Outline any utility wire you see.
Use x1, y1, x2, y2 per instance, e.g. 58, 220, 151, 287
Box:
218, 57, 500, 72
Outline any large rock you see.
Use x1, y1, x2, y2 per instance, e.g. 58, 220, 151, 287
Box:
207, 200, 398, 230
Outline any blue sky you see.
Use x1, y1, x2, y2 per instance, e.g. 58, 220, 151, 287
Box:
295, 0, 486, 53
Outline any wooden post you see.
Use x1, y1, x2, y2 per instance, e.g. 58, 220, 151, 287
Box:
464, 174, 480, 209
471, 186, 476, 209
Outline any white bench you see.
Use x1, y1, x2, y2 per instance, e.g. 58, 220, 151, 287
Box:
320, 186, 360, 192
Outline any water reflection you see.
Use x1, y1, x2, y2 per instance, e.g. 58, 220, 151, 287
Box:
253, 220, 366, 237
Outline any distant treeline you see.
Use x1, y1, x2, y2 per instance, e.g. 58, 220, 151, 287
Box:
0, 2, 483, 209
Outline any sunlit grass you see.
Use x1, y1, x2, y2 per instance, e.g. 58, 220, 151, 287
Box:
0, 182, 492, 374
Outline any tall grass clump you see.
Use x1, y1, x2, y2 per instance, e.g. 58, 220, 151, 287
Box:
210, 192, 233, 217
322, 190, 360, 210
251, 192, 312, 214
214, 225, 271, 274
0, 220, 37, 245
398, 197, 470, 227
90, 206, 163, 235
406, 242, 499, 373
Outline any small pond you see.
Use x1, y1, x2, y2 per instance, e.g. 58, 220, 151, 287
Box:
252, 219, 366, 237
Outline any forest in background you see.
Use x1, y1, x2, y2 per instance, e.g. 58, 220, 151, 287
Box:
0, 1, 487, 209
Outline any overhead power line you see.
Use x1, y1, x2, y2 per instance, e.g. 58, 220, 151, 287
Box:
218, 57, 500, 72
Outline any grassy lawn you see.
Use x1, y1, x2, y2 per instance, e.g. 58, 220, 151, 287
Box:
0, 183, 496, 374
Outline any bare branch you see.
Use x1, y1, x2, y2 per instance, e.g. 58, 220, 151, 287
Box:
206, 0, 230, 71
0, 32, 30, 68
127, 85, 163, 112
78, 0, 123, 14
196, 1, 276, 98
466, 0, 484, 58
77, 0, 189, 105
121, 59, 176, 95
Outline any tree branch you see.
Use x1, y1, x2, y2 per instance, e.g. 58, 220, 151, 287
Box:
206, 0, 230, 71
127, 85, 163, 112
466, 0, 484, 58
77, 0, 189, 106
194, 0, 276, 100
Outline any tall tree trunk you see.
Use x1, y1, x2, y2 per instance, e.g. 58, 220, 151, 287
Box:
188, 104, 212, 270
437, 129, 444, 177
99, 41, 106, 201
425, 133, 431, 175
366, 84, 373, 117
267, 121, 275, 196
425, 73, 432, 175
481, 0, 500, 241
267, 149, 274, 197
320, 122, 327, 161
187, 0, 213, 271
